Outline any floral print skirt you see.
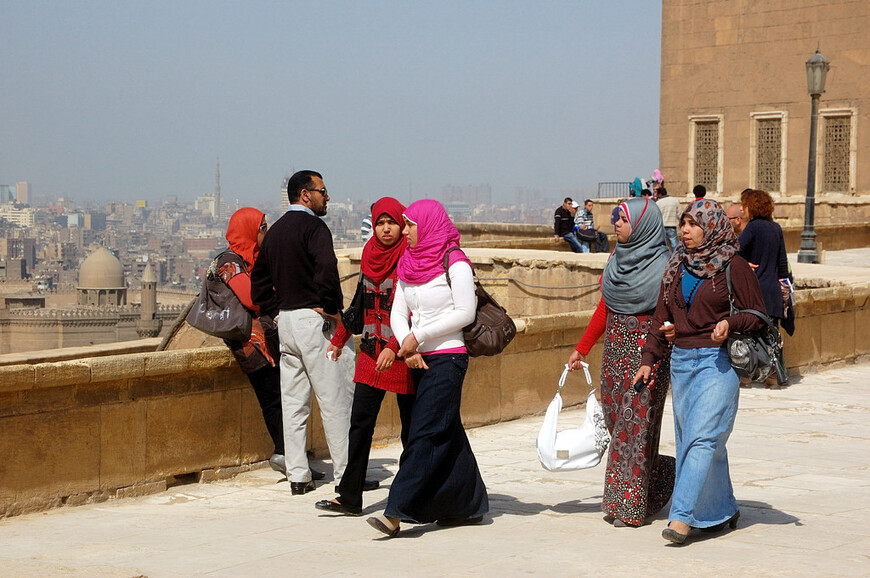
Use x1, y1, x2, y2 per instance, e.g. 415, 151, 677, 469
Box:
599, 311, 675, 526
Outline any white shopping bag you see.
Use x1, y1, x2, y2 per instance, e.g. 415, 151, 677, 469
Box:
536, 363, 611, 471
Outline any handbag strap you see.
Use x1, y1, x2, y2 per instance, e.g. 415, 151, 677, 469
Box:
558, 363, 595, 392
724, 263, 782, 338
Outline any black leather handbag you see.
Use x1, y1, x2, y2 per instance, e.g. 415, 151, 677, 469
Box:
724, 264, 787, 384
341, 275, 366, 335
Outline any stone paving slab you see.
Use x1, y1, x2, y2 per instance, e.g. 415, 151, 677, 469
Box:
1, 361, 869, 577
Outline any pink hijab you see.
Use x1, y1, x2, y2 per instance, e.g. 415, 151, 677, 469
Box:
396, 199, 472, 284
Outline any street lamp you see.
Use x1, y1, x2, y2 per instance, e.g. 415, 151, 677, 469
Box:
797, 49, 830, 264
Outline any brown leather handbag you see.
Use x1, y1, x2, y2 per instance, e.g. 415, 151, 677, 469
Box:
443, 249, 517, 357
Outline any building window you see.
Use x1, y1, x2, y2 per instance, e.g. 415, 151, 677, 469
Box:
821, 113, 852, 193
688, 115, 724, 194
750, 112, 787, 194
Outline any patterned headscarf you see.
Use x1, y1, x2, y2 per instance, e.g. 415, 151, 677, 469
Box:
396, 199, 472, 284
601, 198, 670, 315
662, 199, 739, 289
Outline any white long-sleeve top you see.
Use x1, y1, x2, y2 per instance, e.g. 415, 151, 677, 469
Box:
390, 261, 476, 354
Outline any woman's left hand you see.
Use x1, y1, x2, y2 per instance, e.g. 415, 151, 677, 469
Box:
404, 353, 429, 371
711, 319, 730, 343
375, 348, 396, 372
397, 334, 419, 358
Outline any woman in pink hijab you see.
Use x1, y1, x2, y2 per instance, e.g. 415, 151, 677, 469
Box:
366, 200, 488, 537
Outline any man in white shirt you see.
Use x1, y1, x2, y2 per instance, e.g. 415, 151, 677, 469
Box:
655, 187, 681, 252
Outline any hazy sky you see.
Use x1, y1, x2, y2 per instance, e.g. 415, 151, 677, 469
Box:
1, 1, 662, 206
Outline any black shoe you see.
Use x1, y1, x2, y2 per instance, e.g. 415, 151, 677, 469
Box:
310, 468, 326, 481
338, 479, 380, 493
363, 479, 379, 492
435, 515, 483, 527
290, 480, 316, 495
662, 527, 688, 544
701, 510, 740, 533
315, 499, 362, 517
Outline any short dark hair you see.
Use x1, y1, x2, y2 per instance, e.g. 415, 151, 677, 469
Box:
286, 170, 323, 203
563, 197, 573, 204
658, 186, 668, 197
641, 189, 652, 197
693, 184, 707, 198
584, 199, 593, 205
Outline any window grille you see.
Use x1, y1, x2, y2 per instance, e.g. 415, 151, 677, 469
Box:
823, 116, 850, 193
756, 118, 781, 191
694, 121, 719, 191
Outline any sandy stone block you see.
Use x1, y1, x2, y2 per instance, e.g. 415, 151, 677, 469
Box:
855, 308, 870, 356
0, 408, 101, 502
239, 387, 273, 463
115, 479, 166, 499
820, 311, 856, 363
144, 351, 190, 376
783, 315, 821, 368
145, 390, 242, 479
75, 379, 130, 407
34, 360, 91, 388
212, 366, 249, 393
463, 356, 501, 427
100, 402, 147, 490
131, 373, 214, 399
189, 347, 236, 371
0, 366, 35, 393
88, 354, 145, 383
20, 385, 76, 414
0, 391, 19, 418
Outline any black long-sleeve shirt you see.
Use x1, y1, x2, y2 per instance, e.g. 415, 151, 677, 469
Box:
251, 207, 343, 318
554, 206, 574, 237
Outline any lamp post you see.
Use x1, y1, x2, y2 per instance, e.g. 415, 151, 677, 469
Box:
797, 49, 830, 264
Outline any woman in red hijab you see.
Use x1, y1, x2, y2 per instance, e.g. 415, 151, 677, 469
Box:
317, 197, 414, 517
220, 207, 286, 473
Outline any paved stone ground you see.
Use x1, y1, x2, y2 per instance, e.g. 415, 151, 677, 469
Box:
0, 359, 868, 577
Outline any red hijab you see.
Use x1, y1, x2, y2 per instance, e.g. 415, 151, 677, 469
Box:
226, 207, 264, 269
360, 197, 407, 284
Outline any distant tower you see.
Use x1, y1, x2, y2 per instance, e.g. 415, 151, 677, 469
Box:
136, 263, 162, 338
214, 157, 222, 219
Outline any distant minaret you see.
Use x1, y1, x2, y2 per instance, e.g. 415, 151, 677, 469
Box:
214, 157, 222, 219
136, 263, 162, 338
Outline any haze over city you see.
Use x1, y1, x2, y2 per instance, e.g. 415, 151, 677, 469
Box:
2, 1, 662, 206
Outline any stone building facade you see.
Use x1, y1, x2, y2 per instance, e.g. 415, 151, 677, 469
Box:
660, 0, 870, 200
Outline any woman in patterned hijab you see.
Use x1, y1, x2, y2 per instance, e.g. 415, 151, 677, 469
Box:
635, 198, 766, 546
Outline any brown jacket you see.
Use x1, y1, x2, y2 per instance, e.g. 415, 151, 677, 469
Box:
641, 256, 765, 366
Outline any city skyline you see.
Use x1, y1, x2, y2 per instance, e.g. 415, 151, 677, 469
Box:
1, 1, 662, 205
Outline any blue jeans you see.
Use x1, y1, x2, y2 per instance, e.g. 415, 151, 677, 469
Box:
562, 232, 587, 253
668, 346, 739, 528
664, 227, 678, 252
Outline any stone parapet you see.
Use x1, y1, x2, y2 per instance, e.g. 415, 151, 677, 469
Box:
1, 259, 868, 517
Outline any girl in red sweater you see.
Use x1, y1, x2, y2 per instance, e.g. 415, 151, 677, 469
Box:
317, 197, 414, 516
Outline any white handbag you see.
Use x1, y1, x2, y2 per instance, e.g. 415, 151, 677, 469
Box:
537, 363, 611, 471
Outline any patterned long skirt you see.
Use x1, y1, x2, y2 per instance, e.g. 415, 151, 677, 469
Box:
599, 311, 675, 526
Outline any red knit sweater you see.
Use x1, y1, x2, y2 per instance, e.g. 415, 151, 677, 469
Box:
331, 270, 413, 394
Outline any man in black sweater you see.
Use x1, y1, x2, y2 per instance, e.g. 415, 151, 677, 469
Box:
252, 170, 355, 495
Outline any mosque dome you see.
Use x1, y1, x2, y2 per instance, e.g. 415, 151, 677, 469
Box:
78, 247, 126, 289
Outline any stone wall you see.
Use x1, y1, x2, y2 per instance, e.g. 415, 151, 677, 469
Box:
1, 275, 868, 517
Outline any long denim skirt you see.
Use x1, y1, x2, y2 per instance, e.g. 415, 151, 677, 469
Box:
668, 346, 740, 528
